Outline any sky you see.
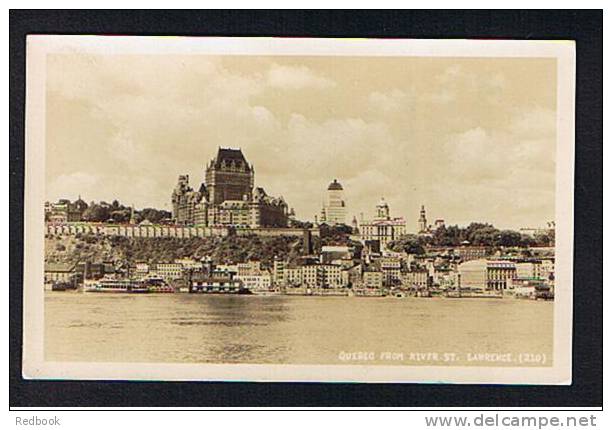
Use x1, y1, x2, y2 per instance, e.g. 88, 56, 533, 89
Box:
45, 54, 557, 231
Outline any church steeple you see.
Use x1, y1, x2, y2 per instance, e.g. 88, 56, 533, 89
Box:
418, 204, 428, 233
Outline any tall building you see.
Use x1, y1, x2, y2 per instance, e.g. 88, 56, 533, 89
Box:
205, 148, 254, 204
320, 179, 346, 225
359, 198, 407, 249
171, 148, 291, 228
171, 175, 206, 225
418, 204, 428, 233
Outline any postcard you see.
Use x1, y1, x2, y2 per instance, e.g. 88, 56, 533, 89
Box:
23, 36, 575, 384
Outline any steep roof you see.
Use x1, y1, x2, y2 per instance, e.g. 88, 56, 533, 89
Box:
214, 147, 249, 168
328, 179, 343, 191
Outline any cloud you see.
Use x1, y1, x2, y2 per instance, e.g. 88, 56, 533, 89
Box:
368, 89, 411, 113
47, 172, 98, 202
44, 54, 556, 229
267, 64, 336, 90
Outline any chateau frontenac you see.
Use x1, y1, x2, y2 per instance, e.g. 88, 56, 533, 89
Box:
171, 148, 292, 228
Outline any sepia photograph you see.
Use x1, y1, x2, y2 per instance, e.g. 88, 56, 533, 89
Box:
22, 35, 575, 384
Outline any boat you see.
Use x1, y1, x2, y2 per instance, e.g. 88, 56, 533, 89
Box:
50, 281, 74, 291
141, 274, 174, 293
84, 276, 149, 293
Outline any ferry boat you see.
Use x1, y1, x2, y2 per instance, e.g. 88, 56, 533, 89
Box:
141, 275, 174, 293
84, 276, 149, 293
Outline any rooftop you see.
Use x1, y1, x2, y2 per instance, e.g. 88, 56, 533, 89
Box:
213, 147, 249, 169
327, 179, 343, 191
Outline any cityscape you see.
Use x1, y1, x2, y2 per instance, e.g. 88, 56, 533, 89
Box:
44, 147, 555, 300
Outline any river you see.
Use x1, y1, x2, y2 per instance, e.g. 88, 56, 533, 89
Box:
45, 292, 553, 366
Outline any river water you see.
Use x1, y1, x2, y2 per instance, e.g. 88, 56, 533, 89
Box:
45, 292, 553, 366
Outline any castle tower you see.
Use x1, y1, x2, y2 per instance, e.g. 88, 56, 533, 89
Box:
418, 204, 428, 233
205, 148, 254, 205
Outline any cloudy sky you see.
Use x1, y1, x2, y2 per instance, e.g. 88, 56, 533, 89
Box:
45, 54, 557, 230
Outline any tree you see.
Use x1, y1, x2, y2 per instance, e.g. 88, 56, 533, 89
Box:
82, 204, 110, 222
387, 234, 426, 255
138, 208, 172, 224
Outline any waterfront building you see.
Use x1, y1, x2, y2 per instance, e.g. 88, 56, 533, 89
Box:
358, 198, 407, 250
363, 270, 384, 289
44, 263, 77, 284
341, 264, 363, 288
401, 269, 430, 290
320, 264, 344, 288
510, 278, 553, 299
280, 263, 347, 288
458, 259, 517, 291
236, 261, 262, 277
515, 261, 542, 279
283, 266, 302, 287
171, 148, 291, 228
236, 271, 272, 292
272, 258, 285, 286
190, 277, 245, 294
320, 179, 347, 225
154, 262, 184, 281
379, 256, 402, 286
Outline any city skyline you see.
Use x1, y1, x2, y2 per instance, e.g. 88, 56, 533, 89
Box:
45, 54, 557, 230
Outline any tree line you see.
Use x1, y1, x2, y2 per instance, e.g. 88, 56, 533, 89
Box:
66, 199, 171, 224
387, 222, 555, 254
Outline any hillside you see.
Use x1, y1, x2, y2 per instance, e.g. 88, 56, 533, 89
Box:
45, 233, 309, 268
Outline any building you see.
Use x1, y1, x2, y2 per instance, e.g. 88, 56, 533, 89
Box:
154, 263, 184, 281
45, 197, 88, 223
320, 245, 353, 264
341, 264, 363, 288
510, 278, 553, 299
515, 261, 542, 279
401, 269, 430, 290
171, 148, 291, 228
190, 277, 245, 294
319, 179, 346, 225
454, 245, 489, 262
279, 263, 347, 288
236, 271, 272, 292
458, 259, 516, 291
358, 198, 407, 249
134, 262, 150, 277
44, 263, 77, 284
175, 258, 204, 271
418, 205, 428, 233
236, 261, 261, 277
363, 270, 384, 289
379, 256, 402, 286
